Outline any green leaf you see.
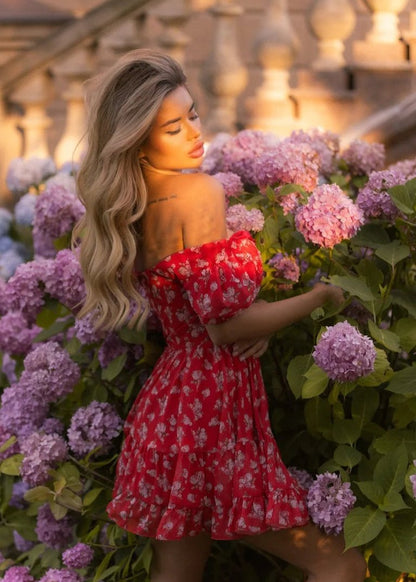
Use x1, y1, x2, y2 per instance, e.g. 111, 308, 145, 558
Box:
287, 354, 311, 399
356, 480, 385, 505
333, 445, 362, 468
332, 419, 361, 445
351, 223, 390, 248
358, 348, 393, 386
386, 365, 416, 395
389, 182, 416, 214
304, 397, 332, 439
373, 443, 408, 496
0, 454, 23, 475
0, 435, 16, 454
34, 317, 72, 342
373, 429, 416, 456
379, 490, 409, 512
49, 500, 68, 520
391, 289, 416, 318
351, 386, 379, 428
368, 554, 403, 582
373, 513, 416, 573
24, 486, 53, 503
301, 364, 329, 399
344, 506, 386, 550
393, 317, 416, 352
83, 487, 104, 507
375, 240, 410, 268
101, 352, 127, 381
118, 326, 146, 345
368, 319, 401, 352
328, 274, 375, 302
93, 550, 117, 582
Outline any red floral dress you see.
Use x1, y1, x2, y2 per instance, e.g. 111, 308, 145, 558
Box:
107, 230, 308, 540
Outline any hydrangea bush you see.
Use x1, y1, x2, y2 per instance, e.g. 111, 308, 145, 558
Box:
0, 131, 415, 581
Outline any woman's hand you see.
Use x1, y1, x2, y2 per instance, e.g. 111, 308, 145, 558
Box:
313, 282, 345, 308
232, 335, 270, 360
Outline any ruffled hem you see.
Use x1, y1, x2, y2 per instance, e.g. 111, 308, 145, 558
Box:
107, 440, 309, 540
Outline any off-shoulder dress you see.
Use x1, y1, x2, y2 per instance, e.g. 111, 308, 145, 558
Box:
107, 230, 308, 540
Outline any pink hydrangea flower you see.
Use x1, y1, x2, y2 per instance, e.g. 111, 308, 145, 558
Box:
340, 140, 385, 175
288, 129, 340, 176
307, 472, 356, 535
226, 204, 264, 233
213, 171, 244, 201
268, 253, 300, 289
313, 321, 376, 382
295, 184, 364, 248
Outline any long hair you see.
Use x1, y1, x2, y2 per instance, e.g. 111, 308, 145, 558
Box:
73, 49, 186, 330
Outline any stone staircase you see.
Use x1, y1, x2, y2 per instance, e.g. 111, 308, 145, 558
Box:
1, 0, 416, 199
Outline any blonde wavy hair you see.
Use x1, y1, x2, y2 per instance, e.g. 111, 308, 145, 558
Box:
73, 49, 186, 331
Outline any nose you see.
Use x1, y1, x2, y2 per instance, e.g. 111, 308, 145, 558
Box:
187, 118, 201, 140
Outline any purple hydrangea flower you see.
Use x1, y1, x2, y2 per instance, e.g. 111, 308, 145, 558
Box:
20, 432, 68, 486
68, 401, 122, 458
0, 249, 25, 280
14, 192, 38, 226
97, 333, 128, 368
41, 417, 65, 435
388, 157, 416, 179
288, 129, 340, 177
213, 172, 244, 201
288, 467, 314, 491
74, 312, 105, 345
295, 184, 364, 248
268, 253, 300, 289
356, 168, 407, 221
0, 425, 19, 460
0, 208, 13, 237
6, 156, 56, 194
313, 321, 376, 382
226, 204, 264, 233
33, 229, 57, 260
4, 260, 46, 323
1, 352, 17, 384
39, 569, 82, 582
221, 129, 281, 184
0, 311, 41, 355
306, 472, 356, 535
21, 341, 81, 403
251, 139, 320, 192
13, 530, 34, 552
35, 504, 73, 549
62, 542, 94, 569
10, 481, 29, 509
33, 173, 84, 240
2, 565, 35, 582
42, 250, 86, 310
200, 132, 232, 174
0, 380, 49, 437
340, 140, 385, 175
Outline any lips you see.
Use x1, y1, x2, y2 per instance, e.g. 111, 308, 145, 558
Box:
188, 142, 204, 158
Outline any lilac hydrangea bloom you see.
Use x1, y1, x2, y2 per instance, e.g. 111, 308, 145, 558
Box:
200, 132, 232, 174
288, 467, 314, 491
306, 472, 356, 535
13, 530, 34, 552
32, 229, 57, 259
221, 129, 280, 184
313, 321, 376, 382
68, 401, 122, 458
74, 312, 105, 345
268, 253, 300, 289
0, 380, 48, 437
0, 249, 25, 280
14, 193, 38, 226
388, 156, 416, 179
20, 432, 68, 486
295, 184, 364, 248
97, 333, 128, 368
2, 565, 35, 582
35, 504, 73, 549
213, 172, 244, 201
0, 425, 19, 460
10, 481, 29, 509
226, 204, 264, 233
6, 156, 56, 194
4, 260, 46, 322
0, 208, 13, 237
251, 139, 320, 192
39, 569, 82, 582
62, 542, 94, 569
33, 173, 84, 240
341, 140, 385, 175
42, 249, 86, 310
356, 168, 407, 221
21, 341, 81, 403
41, 417, 65, 435
0, 311, 41, 355
288, 128, 340, 177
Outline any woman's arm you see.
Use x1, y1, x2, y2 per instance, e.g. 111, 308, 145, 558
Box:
206, 283, 344, 345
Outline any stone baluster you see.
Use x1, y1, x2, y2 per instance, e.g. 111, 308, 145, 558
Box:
11, 72, 53, 159
247, 0, 298, 135
156, 0, 191, 66
102, 11, 150, 62
200, 0, 247, 135
363, 0, 409, 44
308, 0, 356, 70
53, 45, 95, 168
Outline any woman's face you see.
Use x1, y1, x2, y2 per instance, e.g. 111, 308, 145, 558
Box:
140, 85, 203, 172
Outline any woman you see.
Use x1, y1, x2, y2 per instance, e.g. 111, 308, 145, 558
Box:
74, 49, 366, 582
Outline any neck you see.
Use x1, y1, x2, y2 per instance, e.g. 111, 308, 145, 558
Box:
140, 158, 182, 176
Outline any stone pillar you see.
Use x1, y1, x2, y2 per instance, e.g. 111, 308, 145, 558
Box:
157, 0, 192, 66
53, 46, 95, 167
308, 0, 356, 70
353, 0, 410, 67
200, 0, 247, 135
247, 0, 298, 135
11, 73, 54, 159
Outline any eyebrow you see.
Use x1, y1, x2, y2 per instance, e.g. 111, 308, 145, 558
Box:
159, 102, 195, 128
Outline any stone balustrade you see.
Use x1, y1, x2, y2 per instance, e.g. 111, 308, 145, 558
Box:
0, 0, 416, 199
